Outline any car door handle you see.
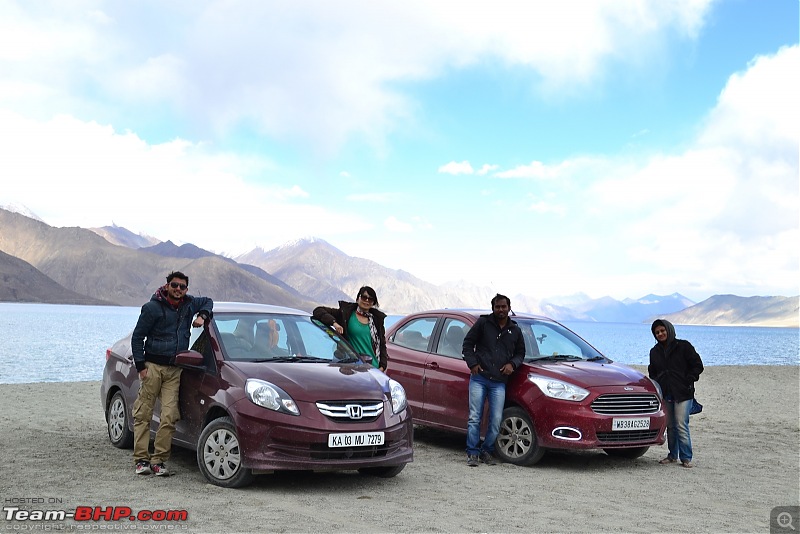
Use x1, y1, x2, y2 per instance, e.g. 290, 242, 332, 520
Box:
425, 361, 439, 370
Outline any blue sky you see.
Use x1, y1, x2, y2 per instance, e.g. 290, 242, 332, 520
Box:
1, 0, 798, 303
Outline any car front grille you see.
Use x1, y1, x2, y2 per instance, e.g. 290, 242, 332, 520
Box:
590, 394, 660, 415
316, 400, 384, 423
596, 429, 661, 443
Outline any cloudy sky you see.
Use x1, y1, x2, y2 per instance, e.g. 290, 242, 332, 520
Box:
1, 0, 797, 302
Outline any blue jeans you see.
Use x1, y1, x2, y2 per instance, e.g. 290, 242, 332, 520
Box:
466, 374, 506, 456
664, 398, 693, 462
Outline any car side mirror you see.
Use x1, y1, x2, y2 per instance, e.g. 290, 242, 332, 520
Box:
175, 350, 205, 370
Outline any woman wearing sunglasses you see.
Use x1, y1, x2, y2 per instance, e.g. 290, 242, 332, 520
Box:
312, 286, 388, 372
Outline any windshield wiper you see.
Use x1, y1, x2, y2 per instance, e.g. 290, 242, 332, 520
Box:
533, 354, 584, 362
586, 355, 606, 362
251, 355, 330, 363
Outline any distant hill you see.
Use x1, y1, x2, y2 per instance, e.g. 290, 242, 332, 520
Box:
661, 295, 799, 327
89, 224, 161, 249
0, 249, 110, 305
1, 208, 796, 326
235, 238, 476, 314
543, 292, 696, 323
0, 209, 318, 310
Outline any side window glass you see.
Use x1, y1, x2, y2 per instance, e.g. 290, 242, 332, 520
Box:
435, 319, 469, 359
392, 318, 437, 352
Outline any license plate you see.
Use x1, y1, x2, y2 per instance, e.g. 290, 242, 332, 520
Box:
328, 432, 385, 448
612, 417, 650, 431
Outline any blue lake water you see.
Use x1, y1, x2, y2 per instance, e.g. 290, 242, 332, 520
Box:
0, 303, 797, 384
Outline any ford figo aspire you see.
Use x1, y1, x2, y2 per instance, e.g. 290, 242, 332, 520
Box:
386, 309, 665, 465
101, 302, 413, 487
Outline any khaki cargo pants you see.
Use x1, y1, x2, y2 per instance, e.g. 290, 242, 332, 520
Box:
133, 362, 182, 465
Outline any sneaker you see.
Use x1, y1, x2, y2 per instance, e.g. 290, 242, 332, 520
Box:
479, 451, 497, 466
466, 454, 479, 467
151, 463, 170, 476
135, 460, 152, 475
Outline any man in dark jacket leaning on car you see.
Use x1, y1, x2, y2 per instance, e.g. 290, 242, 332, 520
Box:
130, 271, 213, 477
462, 293, 525, 467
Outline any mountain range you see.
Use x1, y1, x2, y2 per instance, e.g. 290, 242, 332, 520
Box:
1, 207, 797, 326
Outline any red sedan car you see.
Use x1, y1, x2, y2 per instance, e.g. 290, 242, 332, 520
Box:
101, 302, 413, 487
386, 309, 665, 465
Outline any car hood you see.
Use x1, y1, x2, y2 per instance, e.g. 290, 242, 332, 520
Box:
227, 361, 390, 402
524, 360, 651, 389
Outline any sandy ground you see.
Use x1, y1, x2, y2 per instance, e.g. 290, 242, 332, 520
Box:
1, 365, 798, 534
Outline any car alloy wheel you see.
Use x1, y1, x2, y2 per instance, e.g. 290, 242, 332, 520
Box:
197, 416, 254, 488
495, 406, 545, 466
106, 391, 133, 449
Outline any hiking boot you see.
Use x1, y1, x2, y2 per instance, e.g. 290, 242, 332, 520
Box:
479, 451, 497, 465
151, 463, 170, 476
466, 454, 479, 467
135, 460, 152, 475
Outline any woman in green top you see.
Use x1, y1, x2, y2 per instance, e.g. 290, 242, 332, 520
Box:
312, 286, 389, 371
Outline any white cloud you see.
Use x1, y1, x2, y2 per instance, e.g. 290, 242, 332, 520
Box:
384, 216, 413, 232
476, 164, 499, 175
438, 160, 474, 175
0, 1, 716, 151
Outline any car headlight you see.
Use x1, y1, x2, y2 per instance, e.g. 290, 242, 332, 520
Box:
528, 374, 589, 402
245, 379, 300, 415
388, 379, 407, 414
646, 376, 663, 399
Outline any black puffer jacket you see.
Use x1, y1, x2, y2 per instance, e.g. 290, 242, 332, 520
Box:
648, 319, 704, 402
462, 314, 525, 383
131, 287, 213, 372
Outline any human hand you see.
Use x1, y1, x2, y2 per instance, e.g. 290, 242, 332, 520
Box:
139, 368, 148, 380
332, 322, 344, 334
470, 364, 482, 375
500, 363, 515, 375
192, 316, 205, 327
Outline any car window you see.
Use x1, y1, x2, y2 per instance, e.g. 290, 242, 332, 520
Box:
434, 318, 469, 359
391, 317, 437, 352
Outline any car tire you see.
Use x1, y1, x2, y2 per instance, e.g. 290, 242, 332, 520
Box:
106, 391, 134, 449
197, 416, 254, 488
495, 406, 545, 466
358, 464, 406, 478
604, 446, 649, 459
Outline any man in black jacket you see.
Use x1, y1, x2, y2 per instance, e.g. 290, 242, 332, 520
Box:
462, 294, 525, 466
648, 318, 704, 468
131, 271, 213, 477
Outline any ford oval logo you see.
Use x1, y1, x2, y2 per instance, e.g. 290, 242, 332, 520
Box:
624, 387, 634, 391
347, 405, 363, 419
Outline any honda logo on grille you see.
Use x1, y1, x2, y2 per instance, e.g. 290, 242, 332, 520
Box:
346, 404, 363, 419
624, 387, 634, 391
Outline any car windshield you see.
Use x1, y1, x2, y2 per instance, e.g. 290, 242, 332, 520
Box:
515, 319, 607, 362
209, 313, 363, 363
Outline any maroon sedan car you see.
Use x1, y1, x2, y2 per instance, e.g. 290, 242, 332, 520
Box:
386, 309, 665, 465
101, 302, 413, 487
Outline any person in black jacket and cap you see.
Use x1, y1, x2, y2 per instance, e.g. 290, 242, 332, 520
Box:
648, 318, 704, 468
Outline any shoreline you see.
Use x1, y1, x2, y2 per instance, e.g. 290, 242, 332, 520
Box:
1, 366, 798, 533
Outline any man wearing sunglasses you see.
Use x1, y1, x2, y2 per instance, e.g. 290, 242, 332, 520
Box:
312, 285, 389, 372
130, 271, 213, 477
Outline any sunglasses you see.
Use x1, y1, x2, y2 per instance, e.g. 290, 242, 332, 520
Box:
169, 282, 188, 290
359, 294, 374, 303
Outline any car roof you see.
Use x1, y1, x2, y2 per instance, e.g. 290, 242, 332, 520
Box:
410, 308, 554, 322
211, 301, 308, 315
